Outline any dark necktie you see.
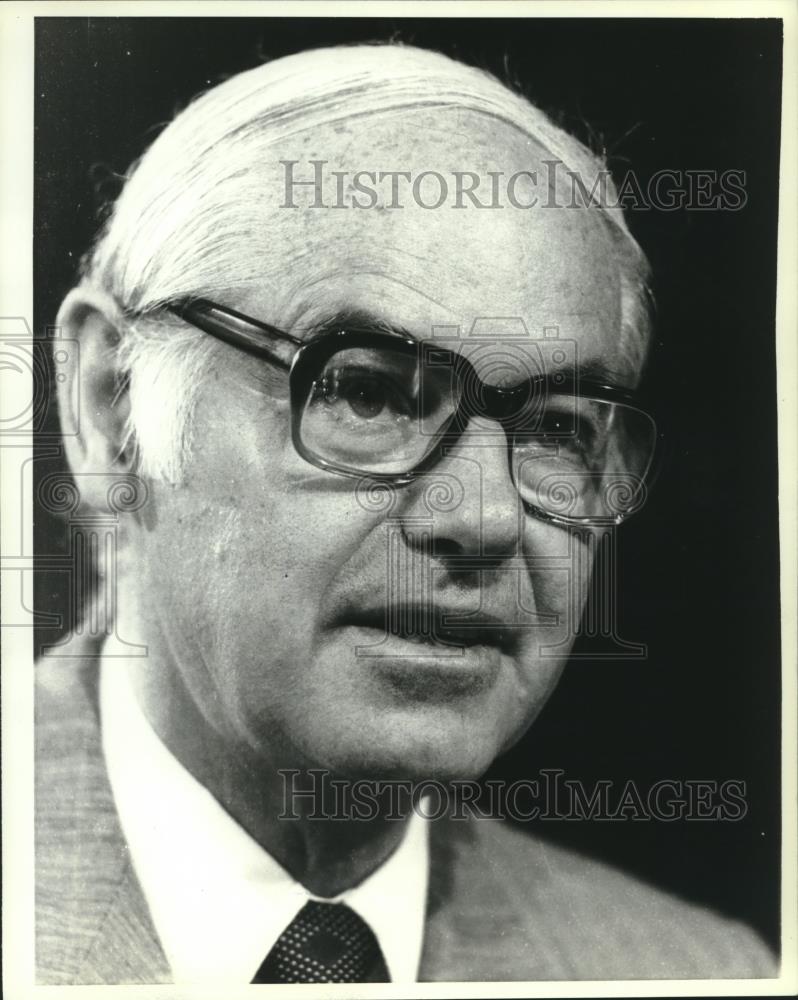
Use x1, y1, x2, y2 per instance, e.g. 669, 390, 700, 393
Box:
251, 900, 391, 983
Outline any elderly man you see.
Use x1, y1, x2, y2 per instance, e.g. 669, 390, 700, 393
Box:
36, 43, 776, 984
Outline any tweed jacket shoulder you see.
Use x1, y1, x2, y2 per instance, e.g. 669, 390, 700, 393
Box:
35, 654, 778, 985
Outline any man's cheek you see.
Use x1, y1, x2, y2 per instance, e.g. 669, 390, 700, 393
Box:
530, 531, 595, 629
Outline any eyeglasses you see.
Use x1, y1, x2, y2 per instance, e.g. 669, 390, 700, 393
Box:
164, 298, 658, 527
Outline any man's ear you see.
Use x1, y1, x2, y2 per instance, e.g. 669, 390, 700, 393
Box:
56, 287, 136, 508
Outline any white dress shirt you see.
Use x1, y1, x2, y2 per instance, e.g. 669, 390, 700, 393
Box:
100, 656, 430, 984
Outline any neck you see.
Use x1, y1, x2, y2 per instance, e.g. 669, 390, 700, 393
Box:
117, 599, 412, 898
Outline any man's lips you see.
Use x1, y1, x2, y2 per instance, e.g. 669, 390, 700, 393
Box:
334, 604, 519, 655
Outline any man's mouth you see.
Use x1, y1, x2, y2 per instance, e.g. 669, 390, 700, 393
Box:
337, 604, 518, 655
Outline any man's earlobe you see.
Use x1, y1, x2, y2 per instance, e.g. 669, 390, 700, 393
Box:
56, 288, 137, 508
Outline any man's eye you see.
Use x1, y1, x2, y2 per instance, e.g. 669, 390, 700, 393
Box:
314, 367, 414, 421
543, 413, 569, 435
515, 408, 601, 464
517, 409, 576, 444
338, 375, 391, 419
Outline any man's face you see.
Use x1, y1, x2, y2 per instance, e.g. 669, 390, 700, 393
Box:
132, 109, 631, 782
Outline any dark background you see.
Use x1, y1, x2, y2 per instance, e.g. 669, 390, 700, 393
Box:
34, 17, 783, 949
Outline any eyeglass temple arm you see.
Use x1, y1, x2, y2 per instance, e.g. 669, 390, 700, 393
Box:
167, 298, 303, 370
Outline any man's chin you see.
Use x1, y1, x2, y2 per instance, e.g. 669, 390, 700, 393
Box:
294, 720, 508, 787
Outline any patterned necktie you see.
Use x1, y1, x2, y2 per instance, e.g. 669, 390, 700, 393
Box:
251, 900, 391, 983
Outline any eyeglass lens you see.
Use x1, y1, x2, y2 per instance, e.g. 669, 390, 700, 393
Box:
297, 342, 655, 522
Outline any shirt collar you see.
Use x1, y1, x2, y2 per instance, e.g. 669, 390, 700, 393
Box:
99, 654, 429, 984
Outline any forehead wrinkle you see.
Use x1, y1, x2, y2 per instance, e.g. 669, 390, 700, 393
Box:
278, 267, 458, 334
278, 236, 441, 272
271, 226, 544, 324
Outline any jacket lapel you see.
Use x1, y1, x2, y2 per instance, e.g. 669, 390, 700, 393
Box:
419, 815, 531, 982
36, 651, 169, 984
79, 861, 169, 984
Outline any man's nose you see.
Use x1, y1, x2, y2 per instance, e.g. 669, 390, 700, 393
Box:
397, 417, 522, 562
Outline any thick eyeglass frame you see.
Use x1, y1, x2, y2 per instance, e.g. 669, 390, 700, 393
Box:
164, 298, 657, 527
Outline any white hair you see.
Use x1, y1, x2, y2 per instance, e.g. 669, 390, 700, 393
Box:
83, 42, 652, 483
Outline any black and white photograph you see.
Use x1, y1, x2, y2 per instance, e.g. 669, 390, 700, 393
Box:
1, 2, 795, 994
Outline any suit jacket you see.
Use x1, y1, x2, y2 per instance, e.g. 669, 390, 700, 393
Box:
35, 646, 778, 984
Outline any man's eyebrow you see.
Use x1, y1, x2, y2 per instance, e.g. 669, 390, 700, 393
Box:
292, 313, 634, 389
296, 310, 416, 342
556, 359, 635, 389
